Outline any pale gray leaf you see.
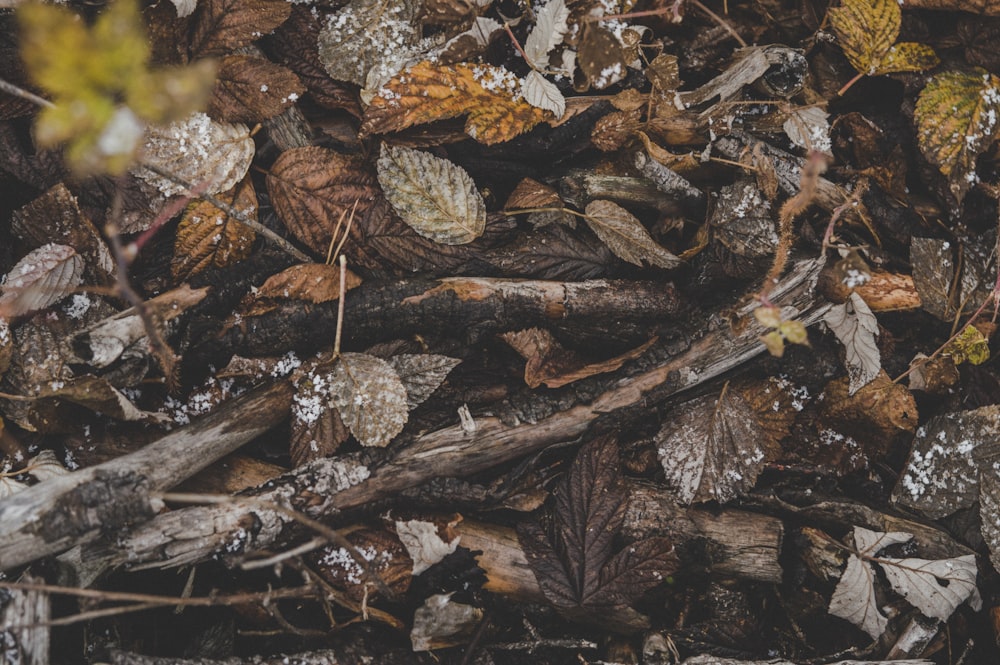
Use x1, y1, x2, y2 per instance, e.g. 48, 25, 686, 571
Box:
330, 352, 408, 448
654, 390, 772, 504
524, 0, 570, 67
0, 477, 29, 500
377, 144, 486, 245
829, 553, 887, 639
852, 526, 913, 555
824, 292, 881, 395
24, 450, 69, 483
877, 554, 979, 621
169, 0, 197, 17
783, 106, 832, 154
583, 200, 680, 269
892, 405, 1000, 519
388, 354, 462, 410
137, 113, 254, 196
395, 519, 460, 575
979, 462, 1000, 573
317, 0, 422, 87
522, 70, 566, 119
0, 243, 84, 318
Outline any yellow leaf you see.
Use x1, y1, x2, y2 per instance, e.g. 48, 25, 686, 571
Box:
361, 61, 550, 144
779, 320, 809, 346
943, 324, 991, 366
829, 0, 937, 78
753, 305, 783, 329
760, 330, 786, 357
915, 68, 1000, 203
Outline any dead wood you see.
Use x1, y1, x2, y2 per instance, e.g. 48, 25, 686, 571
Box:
82, 259, 827, 574
0, 573, 49, 665
0, 381, 293, 571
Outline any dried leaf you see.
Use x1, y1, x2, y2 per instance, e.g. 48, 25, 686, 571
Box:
522, 70, 566, 119
137, 112, 254, 197
915, 68, 1000, 202
910, 236, 995, 321
893, 404, 1000, 519
387, 354, 462, 410
172, 177, 257, 281
829, 527, 911, 638
291, 363, 351, 466
783, 106, 832, 154
395, 518, 461, 575
311, 528, 413, 601
505, 178, 563, 210
524, 0, 570, 67
519, 436, 677, 612
0, 244, 84, 319
829, 0, 938, 78
256, 263, 363, 305
377, 144, 486, 245
38, 374, 161, 422
492, 224, 613, 280
361, 61, 549, 145
578, 24, 627, 90
502, 328, 657, 389
208, 55, 304, 123
655, 381, 793, 504
189, 0, 291, 57
11, 183, 115, 283
267, 147, 378, 254
583, 200, 680, 269
317, 0, 422, 88
824, 292, 881, 395
23, 449, 69, 483
411, 593, 483, 651
979, 465, 1000, 573
329, 352, 408, 448
0, 320, 11, 379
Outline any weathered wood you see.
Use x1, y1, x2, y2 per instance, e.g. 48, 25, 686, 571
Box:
94, 259, 828, 573
0, 381, 293, 571
0, 573, 49, 665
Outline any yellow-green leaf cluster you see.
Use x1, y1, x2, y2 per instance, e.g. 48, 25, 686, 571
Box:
18, 0, 216, 175
755, 304, 808, 357
943, 324, 991, 366
915, 68, 1000, 203
829, 0, 938, 79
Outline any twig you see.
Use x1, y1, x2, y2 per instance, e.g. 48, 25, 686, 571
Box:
334, 255, 347, 356
688, 0, 747, 47
0, 76, 54, 109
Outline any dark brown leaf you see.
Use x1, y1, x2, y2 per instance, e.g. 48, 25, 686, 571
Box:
310, 528, 413, 601
290, 392, 350, 466
488, 225, 613, 280
517, 520, 579, 609
208, 55, 304, 123
263, 5, 363, 115
267, 147, 378, 254
387, 354, 462, 410
504, 177, 563, 211
591, 537, 678, 608
254, 263, 363, 306
578, 24, 628, 91
189, 0, 291, 58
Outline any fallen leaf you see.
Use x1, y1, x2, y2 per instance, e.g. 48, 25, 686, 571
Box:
387, 354, 462, 410
317, 0, 422, 88
291, 362, 351, 466
329, 352, 409, 448
208, 55, 304, 123
0, 244, 84, 319
501, 327, 657, 389
654, 380, 794, 504
411, 593, 483, 651
255, 263, 363, 305
524, 0, 570, 68
578, 23, 628, 90
310, 528, 413, 601
893, 404, 1000, 519
172, 177, 257, 281
910, 236, 994, 321
267, 147, 378, 254
824, 292, 881, 395
37, 374, 162, 422
915, 68, 1000, 202
376, 144, 486, 245
137, 112, 254, 197
583, 200, 680, 269
943, 324, 991, 365
783, 106, 832, 154
361, 61, 550, 144
829, 0, 938, 80
504, 178, 563, 211
522, 70, 566, 119
518, 436, 678, 612
491, 224, 613, 280
189, 0, 291, 57
395, 517, 461, 575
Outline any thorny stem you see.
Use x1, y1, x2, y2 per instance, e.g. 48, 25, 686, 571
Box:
139, 162, 311, 263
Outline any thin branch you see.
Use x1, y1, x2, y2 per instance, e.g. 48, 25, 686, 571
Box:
0, 76, 54, 109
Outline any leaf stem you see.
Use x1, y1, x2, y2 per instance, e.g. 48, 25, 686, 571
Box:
837, 71, 865, 97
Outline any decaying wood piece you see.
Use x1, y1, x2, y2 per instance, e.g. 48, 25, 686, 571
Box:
560, 169, 690, 214
225, 276, 687, 358
91, 259, 828, 573
0, 573, 49, 665
0, 381, 293, 571
818, 268, 922, 312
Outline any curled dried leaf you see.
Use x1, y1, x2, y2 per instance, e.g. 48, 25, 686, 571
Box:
189, 0, 291, 57
583, 200, 680, 268
0, 243, 84, 319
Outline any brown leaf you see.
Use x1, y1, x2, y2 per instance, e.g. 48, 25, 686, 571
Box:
502, 328, 657, 389
583, 200, 680, 269
489, 224, 613, 281
290, 365, 351, 467
329, 353, 409, 448
818, 371, 918, 457
0, 320, 11, 380
34, 374, 161, 423
263, 5, 363, 115
387, 354, 462, 410
577, 24, 628, 90
655, 380, 794, 504
910, 236, 994, 321
310, 528, 413, 601
267, 147, 378, 254
172, 177, 258, 281
591, 537, 678, 608
189, 0, 291, 58
590, 108, 643, 152
360, 61, 550, 145
208, 55, 304, 123
256, 263, 363, 304
11, 183, 115, 284
904, 0, 1000, 15
0, 244, 84, 319
505, 178, 563, 211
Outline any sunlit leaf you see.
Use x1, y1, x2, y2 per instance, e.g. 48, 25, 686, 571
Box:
829, 0, 938, 78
